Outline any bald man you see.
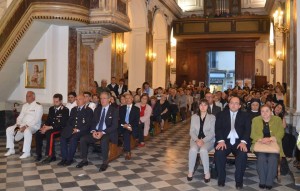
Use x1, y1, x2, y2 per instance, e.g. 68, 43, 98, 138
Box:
5, 91, 43, 159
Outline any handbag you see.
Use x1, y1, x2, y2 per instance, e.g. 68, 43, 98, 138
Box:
253, 136, 280, 154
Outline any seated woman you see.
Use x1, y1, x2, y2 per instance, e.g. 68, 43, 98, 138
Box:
251, 105, 284, 190
247, 98, 261, 120
187, 99, 216, 183
135, 94, 152, 147
158, 94, 169, 132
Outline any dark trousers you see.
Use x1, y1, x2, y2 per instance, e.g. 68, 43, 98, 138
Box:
123, 129, 132, 152
169, 104, 178, 123
214, 142, 248, 184
60, 133, 81, 161
256, 153, 278, 186
179, 107, 187, 121
138, 123, 144, 143
80, 133, 110, 164
35, 129, 59, 157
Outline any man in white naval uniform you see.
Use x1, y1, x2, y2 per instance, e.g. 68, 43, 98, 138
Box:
5, 91, 43, 159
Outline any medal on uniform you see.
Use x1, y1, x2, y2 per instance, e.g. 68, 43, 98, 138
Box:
82, 118, 85, 123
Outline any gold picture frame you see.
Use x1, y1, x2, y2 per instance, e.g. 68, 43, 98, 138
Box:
25, 59, 46, 89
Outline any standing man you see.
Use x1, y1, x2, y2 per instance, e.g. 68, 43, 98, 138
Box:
76, 92, 118, 171
35, 93, 69, 163
205, 92, 221, 116
119, 93, 140, 160
118, 78, 128, 96
107, 77, 119, 97
59, 94, 93, 166
66, 91, 77, 114
5, 91, 43, 159
214, 96, 251, 189
83, 91, 96, 111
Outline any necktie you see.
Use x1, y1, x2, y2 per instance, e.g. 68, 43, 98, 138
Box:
228, 112, 239, 145
77, 107, 81, 112
55, 108, 58, 113
125, 106, 130, 124
97, 108, 106, 131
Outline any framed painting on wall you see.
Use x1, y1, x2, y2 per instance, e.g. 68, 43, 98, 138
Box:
25, 59, 46, 89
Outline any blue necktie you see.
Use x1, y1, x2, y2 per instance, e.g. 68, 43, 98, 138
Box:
97, 108, 106, 131
125, 106, 130, 124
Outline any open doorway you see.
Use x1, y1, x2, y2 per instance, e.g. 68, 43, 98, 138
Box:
206, 51, 235, 92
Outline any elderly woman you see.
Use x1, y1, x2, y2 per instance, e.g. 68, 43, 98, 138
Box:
135, 94, 152, 147
187, 99, 216, 183
251, 105, 284, 190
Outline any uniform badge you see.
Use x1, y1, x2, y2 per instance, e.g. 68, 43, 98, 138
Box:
82, 118, 85, 124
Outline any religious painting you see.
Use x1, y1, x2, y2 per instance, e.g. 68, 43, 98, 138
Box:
25, 59, 46, 89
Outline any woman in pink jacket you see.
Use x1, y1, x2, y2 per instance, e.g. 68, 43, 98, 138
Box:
135, 94, 152, 147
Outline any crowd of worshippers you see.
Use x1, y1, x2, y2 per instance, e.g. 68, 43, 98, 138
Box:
4, 77, 299, 188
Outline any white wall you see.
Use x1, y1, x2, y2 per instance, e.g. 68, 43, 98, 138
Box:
8, 25, 69, 104
94, 36, 112, 84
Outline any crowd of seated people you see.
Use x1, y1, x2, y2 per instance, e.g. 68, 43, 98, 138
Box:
4, 78, 299, 188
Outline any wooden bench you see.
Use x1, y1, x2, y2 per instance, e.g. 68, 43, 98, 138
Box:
208, 150, 257, 161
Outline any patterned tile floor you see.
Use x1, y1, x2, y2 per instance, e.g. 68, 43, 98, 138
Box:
0, 121, 299, 191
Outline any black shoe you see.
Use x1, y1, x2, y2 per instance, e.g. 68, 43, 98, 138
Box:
259, 184, 266, 189
35, 155, 42, 162
187, 176, 193, 181
204, 178, 210, 183
218, 182, 225, 187
64, 160, 74, 166
100, 164, 108, 171
57, 160, 66, 166
76, 161, 88, 168
236, 183, 243, 190
42, 156, 56, 164
265, 185, 272, 190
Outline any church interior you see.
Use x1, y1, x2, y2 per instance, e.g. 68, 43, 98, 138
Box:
0, 0, 300, 190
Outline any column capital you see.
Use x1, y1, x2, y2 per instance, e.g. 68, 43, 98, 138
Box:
76, 27, 111, 49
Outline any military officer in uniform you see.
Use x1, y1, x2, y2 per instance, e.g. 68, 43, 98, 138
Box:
35, 93, 69, 163
5, 91, 43, 159
58, 94, 93, 166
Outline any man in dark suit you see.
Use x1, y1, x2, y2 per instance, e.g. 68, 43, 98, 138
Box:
58, 94, 93, 166
205, 92, 221, 116
107, 77, 119, 97
119, 93, 140, 160
35, 94, 69, 163
117, 78, 128, 96
76, 92, 119, 171
214, 96, 251, 189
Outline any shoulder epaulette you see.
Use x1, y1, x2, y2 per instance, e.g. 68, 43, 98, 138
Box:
36, 102, 41, 105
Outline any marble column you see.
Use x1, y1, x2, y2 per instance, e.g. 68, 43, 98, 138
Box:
68, 27, 111, 94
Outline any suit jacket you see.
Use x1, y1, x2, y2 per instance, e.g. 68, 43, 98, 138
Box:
119, 105, 140, 134
118, 85, 128, 95
190, 114, 216, 145
61, 106, 93, 138
90, 105, 119, 144
251, 115, 284, 157
208, 104, 221, 116
45, 105, 69, 131
107, 84, 119, 97
215, 109, 251, 146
